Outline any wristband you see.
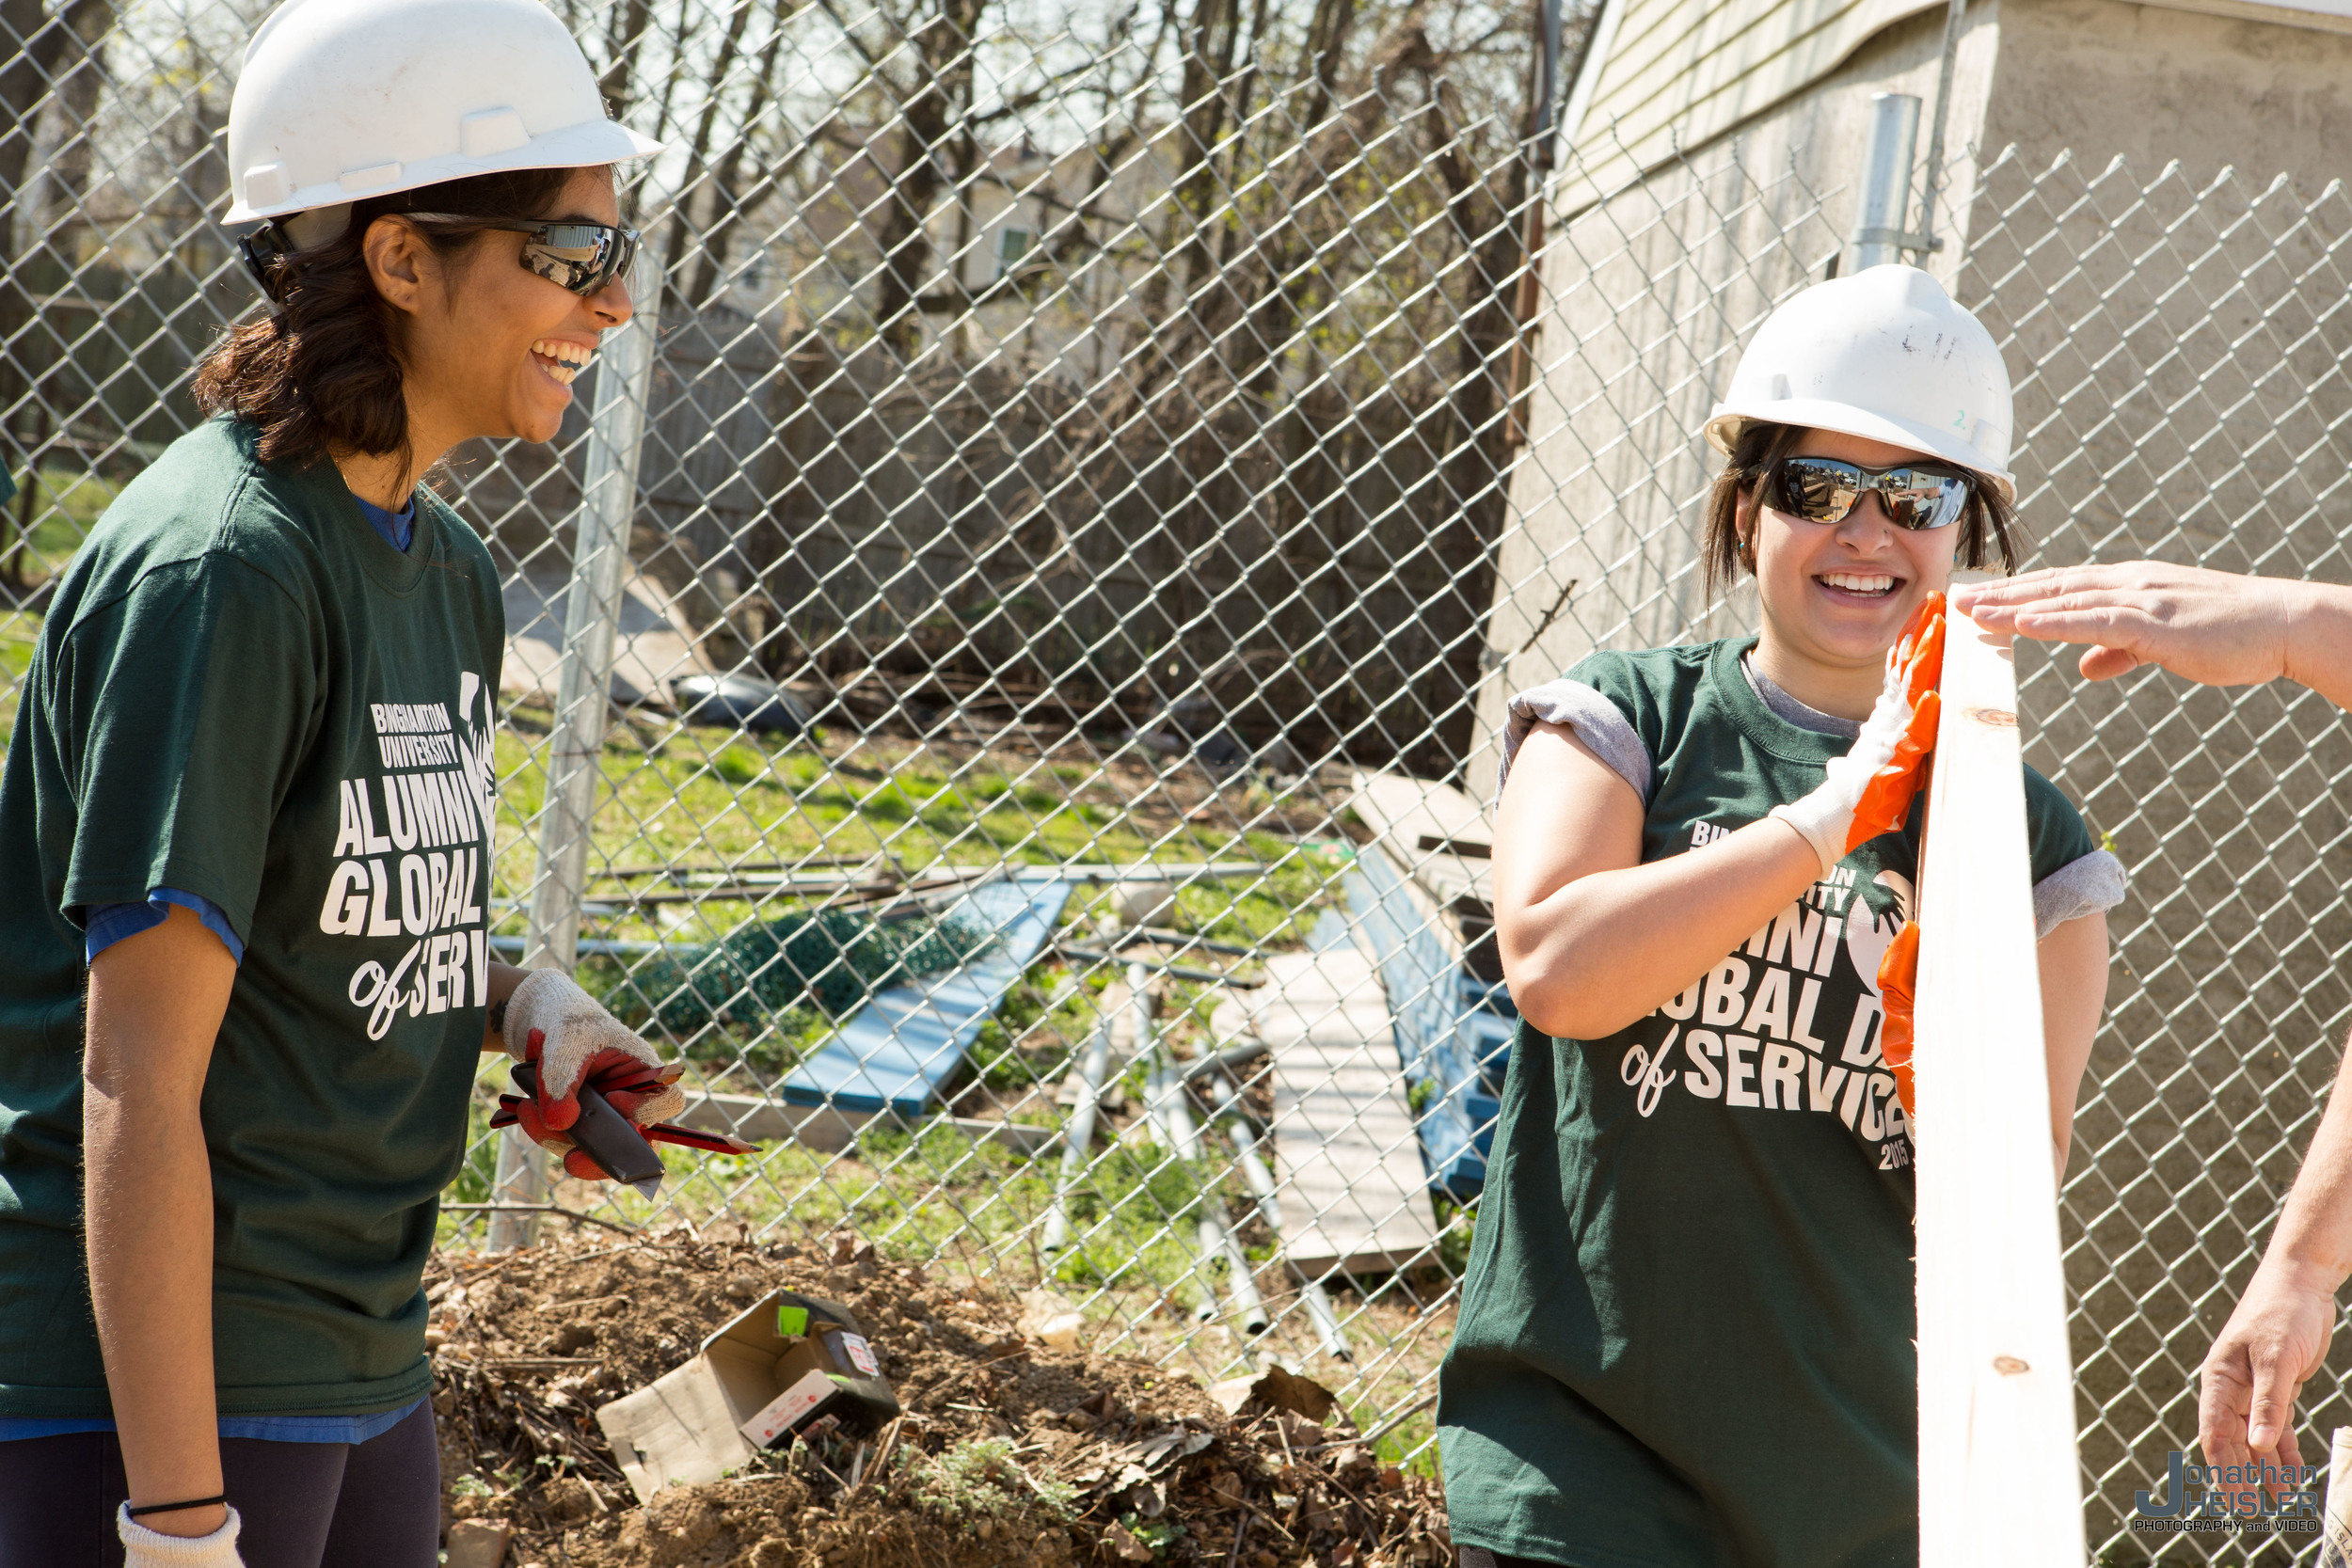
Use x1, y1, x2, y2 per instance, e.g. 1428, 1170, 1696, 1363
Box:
127, 1496, 228, 1519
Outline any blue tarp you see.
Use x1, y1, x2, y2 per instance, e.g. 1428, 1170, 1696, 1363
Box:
780, 876, 1071, 1117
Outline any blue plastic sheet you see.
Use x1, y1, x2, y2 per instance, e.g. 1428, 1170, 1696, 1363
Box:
781, 875, 1072, 1117
1343, 848, 1518, 1198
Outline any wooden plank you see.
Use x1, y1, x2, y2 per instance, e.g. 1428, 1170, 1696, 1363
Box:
1914, 608, 2086, 1566
1348, 770, 1494, 908
1243, 947, 1441, 1276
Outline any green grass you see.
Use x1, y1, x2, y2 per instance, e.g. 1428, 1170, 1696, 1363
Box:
485, 708, 1343, 954
899, 1436, 1078, 1522
642, 1114, 1248, 1311
455, 708, 1355, 1303
1372, 1407, 1442, 1480
0, 469, 147, 744
0, 611, 37, 747
19, 467, 120, 559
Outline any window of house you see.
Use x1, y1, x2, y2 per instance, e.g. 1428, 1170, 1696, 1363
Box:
995, 226, 1034, 278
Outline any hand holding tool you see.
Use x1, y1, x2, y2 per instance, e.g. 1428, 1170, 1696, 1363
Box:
501, 969, 687, 1132
491, 1057, 757, 1196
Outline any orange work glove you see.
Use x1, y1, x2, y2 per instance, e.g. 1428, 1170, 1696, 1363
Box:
1844, 593, 1947, 853
1769, 592, 1948, 875
1878, 918, 1921, 1119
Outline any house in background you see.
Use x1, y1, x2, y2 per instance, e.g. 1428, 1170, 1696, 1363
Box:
1472, 0, 2352, 799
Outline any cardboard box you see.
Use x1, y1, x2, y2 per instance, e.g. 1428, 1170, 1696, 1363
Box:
596, 1290, 901, 1503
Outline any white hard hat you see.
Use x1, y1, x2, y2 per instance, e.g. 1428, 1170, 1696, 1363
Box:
222, 0, 661, 228
1704, 263, 2017, 502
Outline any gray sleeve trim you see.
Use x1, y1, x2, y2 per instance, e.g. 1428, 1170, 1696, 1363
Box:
2032, 848, 2127, 940
1498, 679, 1651, 804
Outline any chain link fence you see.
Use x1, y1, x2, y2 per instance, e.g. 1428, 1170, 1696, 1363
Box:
2, 0, 2349, 1558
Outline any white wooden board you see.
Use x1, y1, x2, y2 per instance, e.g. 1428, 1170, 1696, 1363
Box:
1213, 948, 1438, 1275
1915, 608, 2087, 1566
1348, 769, 1494, 908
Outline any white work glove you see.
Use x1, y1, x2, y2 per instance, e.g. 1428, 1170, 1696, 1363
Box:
1768, 670, 1913, 876
501, 970, 687, 1163
118, 1504, 246, 1567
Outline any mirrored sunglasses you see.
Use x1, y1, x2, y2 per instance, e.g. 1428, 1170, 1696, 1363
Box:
1772, 456, 1975, 531
404, 214, 640, 297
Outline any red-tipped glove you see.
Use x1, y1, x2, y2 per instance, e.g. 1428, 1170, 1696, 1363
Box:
1768, 592, 1947, 874
1878, 918, 1920, 1119
492, 1039, 686, 1180
498, 969, 688, 1180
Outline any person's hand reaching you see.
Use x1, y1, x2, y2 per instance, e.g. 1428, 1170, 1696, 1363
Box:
1954, 563, 2304, 687
2197, 1257, 2334, 1505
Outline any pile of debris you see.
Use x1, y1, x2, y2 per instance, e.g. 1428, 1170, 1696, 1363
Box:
426, 1228, 1452, 1568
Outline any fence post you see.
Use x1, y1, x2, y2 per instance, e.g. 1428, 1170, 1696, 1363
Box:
1846, 93, 1922, 272
488, 232, 670, 1251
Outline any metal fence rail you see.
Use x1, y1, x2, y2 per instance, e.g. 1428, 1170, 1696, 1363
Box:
3, 1, 2350, 1558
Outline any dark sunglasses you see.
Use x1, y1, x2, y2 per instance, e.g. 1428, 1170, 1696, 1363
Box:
1771, 456, 1976, 531
402, 214, 640, 297
239, 212, 640, 304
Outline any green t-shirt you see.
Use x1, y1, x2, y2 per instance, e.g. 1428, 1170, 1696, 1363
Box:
0, 417, 503, 1418
1438, 638, 2097, 1568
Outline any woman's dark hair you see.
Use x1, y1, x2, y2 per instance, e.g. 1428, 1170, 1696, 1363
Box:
193, 165, 580, 473
1700, 420, 2023, 601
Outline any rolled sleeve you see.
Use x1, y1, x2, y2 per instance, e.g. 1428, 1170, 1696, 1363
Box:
2031, 849, 2126, 940
85, 888, 246, 966
1499, 679, 1652, 801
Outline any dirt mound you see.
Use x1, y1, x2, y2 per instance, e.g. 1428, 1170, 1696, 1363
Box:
425, 1229, 1452, 1568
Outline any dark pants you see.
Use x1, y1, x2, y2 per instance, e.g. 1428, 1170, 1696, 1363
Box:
0, 1402, 440, 1568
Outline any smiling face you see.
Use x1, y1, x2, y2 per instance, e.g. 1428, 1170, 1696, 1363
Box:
389, 166, 631, 448
1745, 426, 1963, 690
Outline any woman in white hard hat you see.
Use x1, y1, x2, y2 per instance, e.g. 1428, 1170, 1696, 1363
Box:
1435, 264, 2124, 1567
0, 0, 691, 1563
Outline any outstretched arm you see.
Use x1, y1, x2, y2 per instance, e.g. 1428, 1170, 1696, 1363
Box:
1953, 565, 2352, 709
2194, 1031, 2352, 1483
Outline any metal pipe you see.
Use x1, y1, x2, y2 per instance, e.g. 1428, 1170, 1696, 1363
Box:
1206, 1077, 1353, 1362
1199, 1211, 1270, 1335
497, 228, 670, 1251
1845, 93, 1921, 273
1132, 971, 1219, 1321
1041, 1008, 1116, 1253
1181, 1037, 1271, 1083
1054, 944, 1260, 987
1918, 0, 1970, 255
1145, 1008, 1202, 1164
